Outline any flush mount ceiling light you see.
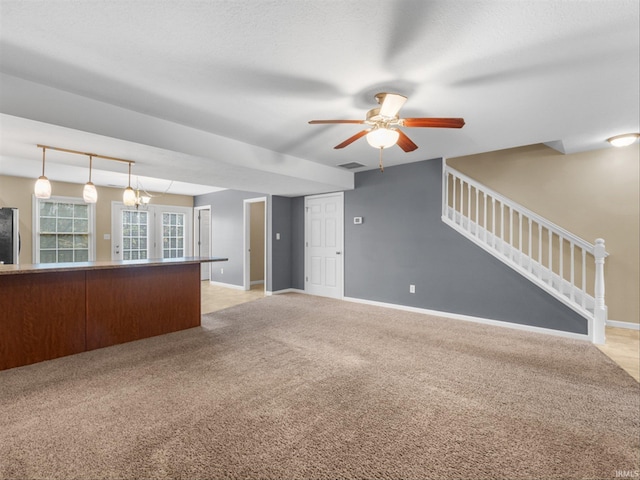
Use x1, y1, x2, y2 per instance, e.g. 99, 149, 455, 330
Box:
35, 144, 136, 204
607, 133, 640, 147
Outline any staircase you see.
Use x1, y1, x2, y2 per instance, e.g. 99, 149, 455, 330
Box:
441, 161, 608, 344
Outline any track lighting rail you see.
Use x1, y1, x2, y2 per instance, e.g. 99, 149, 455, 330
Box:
36, 144, 135, 166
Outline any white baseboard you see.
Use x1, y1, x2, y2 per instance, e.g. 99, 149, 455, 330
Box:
343, 296, 590, 342
266, 288, 306, 296
606, 320, 640, 331
250, 280, 265, 286
208, 280, 245, 291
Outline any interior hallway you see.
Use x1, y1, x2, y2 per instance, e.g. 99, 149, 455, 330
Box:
201, 281, 639, 382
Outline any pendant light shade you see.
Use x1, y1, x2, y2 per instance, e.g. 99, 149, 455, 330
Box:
123, 162, 136, 206
34, 147, 52, 199
366, 127, 400, 149
83, 155, 98, 203
123, 187, 136, 206
83, 182, 98, 203
35, 176, 52, 199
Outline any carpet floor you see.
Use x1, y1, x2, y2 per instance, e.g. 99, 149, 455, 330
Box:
1, 294, 638, 480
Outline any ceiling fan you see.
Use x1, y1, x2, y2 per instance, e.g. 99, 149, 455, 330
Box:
309, 92, 465, 171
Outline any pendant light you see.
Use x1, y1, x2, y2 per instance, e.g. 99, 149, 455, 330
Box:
123, 162, 136, 206
34, 147, 52, 199
82, 155, 98, 203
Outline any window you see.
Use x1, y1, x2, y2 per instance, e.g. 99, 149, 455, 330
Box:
34, 197, 96, 263
162, 212, 185, 258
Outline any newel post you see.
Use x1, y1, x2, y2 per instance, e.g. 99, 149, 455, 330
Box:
592, 238, 607, 345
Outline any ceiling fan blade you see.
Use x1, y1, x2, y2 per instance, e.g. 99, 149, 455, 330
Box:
402, 117, 465, 128
334, 130, 369, 149
309, 119, 365, 124
379, 93, 407, 118
396, 130, 418, 152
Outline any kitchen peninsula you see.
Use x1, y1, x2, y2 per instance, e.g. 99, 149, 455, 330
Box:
0, 257, 227, 371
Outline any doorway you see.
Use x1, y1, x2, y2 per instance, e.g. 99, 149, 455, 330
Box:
243, 197, 267, 292
304, 192, 344, 299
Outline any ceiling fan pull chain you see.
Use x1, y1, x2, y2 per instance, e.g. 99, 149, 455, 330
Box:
379, 147, 384, 172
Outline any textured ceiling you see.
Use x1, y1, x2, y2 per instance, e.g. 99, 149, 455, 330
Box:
1, 0, 638, 196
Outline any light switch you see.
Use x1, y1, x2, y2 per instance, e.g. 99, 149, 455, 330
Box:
354, 217, 363, 224
276, 233, 281, 240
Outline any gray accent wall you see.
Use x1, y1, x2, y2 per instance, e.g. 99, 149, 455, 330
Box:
342, 158, 587, 334
291, 196, 305, 290
270, 196, 292, 292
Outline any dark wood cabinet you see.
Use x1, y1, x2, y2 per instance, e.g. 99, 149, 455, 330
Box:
0, 258, 225, 370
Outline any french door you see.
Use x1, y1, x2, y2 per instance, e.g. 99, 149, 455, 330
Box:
111, 203, 193, 261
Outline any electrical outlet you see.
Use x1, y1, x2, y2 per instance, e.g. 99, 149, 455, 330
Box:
409, 284, 415, 293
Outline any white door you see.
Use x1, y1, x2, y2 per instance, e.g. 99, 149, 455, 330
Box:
111, 205, 151, 261
305, 192, 344, 299
195, 207, 211, 280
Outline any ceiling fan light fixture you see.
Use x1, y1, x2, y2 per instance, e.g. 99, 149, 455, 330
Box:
607, 133, 639, 147
366, 127, 399, 149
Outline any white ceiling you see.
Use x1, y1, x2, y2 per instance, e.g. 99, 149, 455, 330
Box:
1, 0, 638, 197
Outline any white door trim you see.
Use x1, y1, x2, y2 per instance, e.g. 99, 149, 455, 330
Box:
243, 197, 267, 292
304, 191, 344, 299
194, 206, 211, 280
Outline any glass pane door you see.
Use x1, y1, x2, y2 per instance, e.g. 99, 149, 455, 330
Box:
162, 212, 185, 258
121, 210, 149, 260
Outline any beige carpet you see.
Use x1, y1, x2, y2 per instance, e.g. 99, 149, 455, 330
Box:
1, 294, 638, 480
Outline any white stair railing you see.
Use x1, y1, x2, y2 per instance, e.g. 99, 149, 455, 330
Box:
442, 162, 608, 344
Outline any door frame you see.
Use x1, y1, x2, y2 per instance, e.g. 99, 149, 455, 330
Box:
304, 191, 345, 299
110, 202, 193, 260
194, 206, 211, 280
243, 197, 267, 292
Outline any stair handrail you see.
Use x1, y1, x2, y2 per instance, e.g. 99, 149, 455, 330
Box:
443, 165, 603, 256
